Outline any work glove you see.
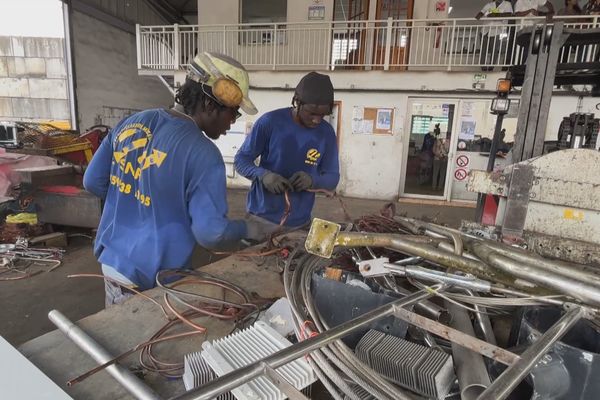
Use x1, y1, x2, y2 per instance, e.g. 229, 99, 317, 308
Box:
261, 171, 292, 194
289, 171, 313, 192
245, 220, 271, 243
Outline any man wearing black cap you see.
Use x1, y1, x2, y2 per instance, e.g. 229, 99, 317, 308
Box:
234, 72, 340, 239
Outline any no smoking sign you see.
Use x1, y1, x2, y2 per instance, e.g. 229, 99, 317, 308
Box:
456, 155, 469, 167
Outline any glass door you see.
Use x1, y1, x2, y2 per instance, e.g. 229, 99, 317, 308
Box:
400, 99, 458, 199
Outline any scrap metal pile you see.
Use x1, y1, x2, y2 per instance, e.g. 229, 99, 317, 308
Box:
45, 208, 600, 400
178, 211, 600, 400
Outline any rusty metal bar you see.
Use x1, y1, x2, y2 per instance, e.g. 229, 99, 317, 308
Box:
392, 306, 520, 366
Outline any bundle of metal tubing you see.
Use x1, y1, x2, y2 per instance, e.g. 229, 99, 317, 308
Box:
66, 270, 260, 383
299, 214, 600, 400
284, 249, 424, 400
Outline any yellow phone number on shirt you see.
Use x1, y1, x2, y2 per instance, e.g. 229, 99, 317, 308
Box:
110, 175, 151, 207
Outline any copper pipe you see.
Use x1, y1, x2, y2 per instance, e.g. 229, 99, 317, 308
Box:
68, 273, 170, 319
67, 330, 202, 386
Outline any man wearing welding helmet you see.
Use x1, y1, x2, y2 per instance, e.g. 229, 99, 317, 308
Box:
84, 52, 267, 306
234, 72, 340, 239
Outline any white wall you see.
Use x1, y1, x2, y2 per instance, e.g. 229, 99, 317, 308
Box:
0, 36, 70, 124
71, 11, 172, 129
221, 70, 598, 200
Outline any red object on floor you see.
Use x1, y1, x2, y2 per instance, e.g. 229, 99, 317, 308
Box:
40, 185, 82, 195
481, 194, 499, 226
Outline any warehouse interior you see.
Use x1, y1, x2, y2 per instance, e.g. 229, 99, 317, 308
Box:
1, 1, 600, 399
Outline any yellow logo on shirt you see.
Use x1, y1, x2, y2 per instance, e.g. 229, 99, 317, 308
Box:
112, 123, 168, 180
109, 122, 168, 207
305, 148, 321, 166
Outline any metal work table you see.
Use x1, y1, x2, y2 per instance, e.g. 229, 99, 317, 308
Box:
18, 239, 295, 400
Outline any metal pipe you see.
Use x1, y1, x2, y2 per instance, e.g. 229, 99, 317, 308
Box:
391, 284, 451, 324
387, 264, 492, 293
330, 231, 544, 293
446, 302, 491, 400
392, 306, 519, 366
438, 241, 481, 262
466, 290, 497, 346
48, 310, 160, 400
477, 306, 584, 400
474, 241, 600, 290
171, 289, 434, 400
474, 244, 600, 307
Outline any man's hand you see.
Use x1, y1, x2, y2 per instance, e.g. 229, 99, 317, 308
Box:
245, 220, 271, 242
261, 171, 292, 194
289, 171, 313, 192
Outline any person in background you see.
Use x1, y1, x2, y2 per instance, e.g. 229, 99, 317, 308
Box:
432, 130, 450, 191
514, 1, 555, 62
234, 72, 340, 241
476, 1, 514, 71
419, 127, 436, 185
558, 0, 584, 15
585, 0, 600, 14
514, 0, 555, 18
84, 52, 267, 306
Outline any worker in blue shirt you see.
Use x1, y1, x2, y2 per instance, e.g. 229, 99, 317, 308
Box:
234, 72, 340, 239
84, 52, 267, 306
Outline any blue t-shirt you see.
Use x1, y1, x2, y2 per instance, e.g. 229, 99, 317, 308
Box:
234, 107, 340, 226
83, 109, 246, 290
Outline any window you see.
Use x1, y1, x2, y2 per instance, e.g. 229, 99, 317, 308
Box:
239, 0, 287, 45
240, 0, 287, 24
411, 115, 448, 135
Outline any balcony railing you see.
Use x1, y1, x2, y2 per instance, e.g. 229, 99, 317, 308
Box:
136, 16, 600, 73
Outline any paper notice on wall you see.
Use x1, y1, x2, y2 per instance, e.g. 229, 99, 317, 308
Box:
376, 109, 392, 131
352, 106, 364, 120
362, 120, 374, 134
459, 118, 476, 140
461, 101, 474, 117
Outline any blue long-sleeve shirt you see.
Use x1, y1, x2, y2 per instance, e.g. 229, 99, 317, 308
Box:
234, 107, 340, 226
84, 108, 246, 290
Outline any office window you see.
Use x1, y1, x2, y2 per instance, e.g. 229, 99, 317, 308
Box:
240, 0, 287, 24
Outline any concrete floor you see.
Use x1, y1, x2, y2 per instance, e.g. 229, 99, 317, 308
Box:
0, 189, 474, 346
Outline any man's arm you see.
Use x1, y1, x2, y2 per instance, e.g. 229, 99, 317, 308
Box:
187, 156, 246, 249
540, 0, 555, 15
234, 117, 270, 181
486, 3, 514, 18
83, 135, 113, 199
312, 131, 340, 191
514, 1, 536, 16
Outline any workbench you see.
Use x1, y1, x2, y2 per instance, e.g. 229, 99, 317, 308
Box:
18, 237, 299, 400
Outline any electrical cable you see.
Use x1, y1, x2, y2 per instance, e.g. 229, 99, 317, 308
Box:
67, 269, 260, 382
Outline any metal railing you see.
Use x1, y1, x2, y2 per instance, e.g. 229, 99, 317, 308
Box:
136, 16, 600, 72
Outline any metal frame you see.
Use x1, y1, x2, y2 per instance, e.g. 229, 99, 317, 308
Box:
512, 23, 567, 162
136, 16, 599, 72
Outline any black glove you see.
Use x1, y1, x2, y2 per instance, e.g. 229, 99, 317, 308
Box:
289, 171, 313, 192
261, 171, 292, 194
245, 220, 270, 242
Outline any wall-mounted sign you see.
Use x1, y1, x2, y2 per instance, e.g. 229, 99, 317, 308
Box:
308, 5, 325, 20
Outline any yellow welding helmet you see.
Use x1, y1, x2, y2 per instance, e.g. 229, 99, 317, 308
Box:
188, 52, 257, 115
